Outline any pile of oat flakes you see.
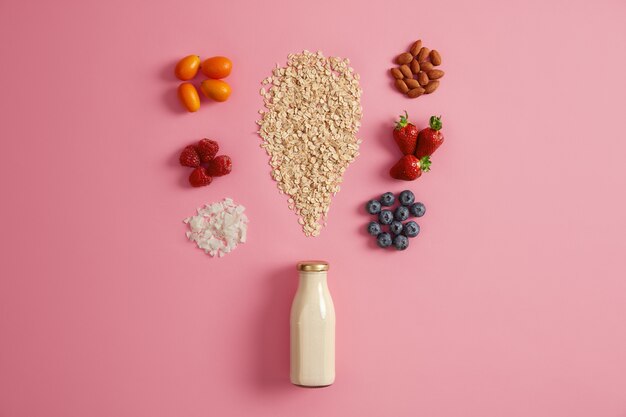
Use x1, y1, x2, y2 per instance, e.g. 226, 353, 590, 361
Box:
257, 51, 363, 236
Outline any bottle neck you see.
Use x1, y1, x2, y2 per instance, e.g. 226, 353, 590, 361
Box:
298, 271, 328, 290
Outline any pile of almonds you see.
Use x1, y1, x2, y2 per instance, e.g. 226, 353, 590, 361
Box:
390, 40, 444, 98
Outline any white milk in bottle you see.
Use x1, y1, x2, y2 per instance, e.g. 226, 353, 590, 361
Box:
290, 260, 335, 387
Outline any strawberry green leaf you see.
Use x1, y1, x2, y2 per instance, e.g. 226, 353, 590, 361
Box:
429, 115, 442, 131
395, 110, 409, 130
419, 156, 432, 172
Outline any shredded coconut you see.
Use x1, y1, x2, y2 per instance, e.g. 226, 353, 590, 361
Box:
183, 198, 248, 257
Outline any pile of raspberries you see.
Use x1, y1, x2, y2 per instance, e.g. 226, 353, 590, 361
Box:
179, 138, 232, 187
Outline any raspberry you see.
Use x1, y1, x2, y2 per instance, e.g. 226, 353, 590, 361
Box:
188, 167, 213, 187
206, 155, 232, 177
179, 145, 200, 167
196, 139, 219, 162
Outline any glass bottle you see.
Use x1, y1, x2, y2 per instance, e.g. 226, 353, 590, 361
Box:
290, 260, 335, 387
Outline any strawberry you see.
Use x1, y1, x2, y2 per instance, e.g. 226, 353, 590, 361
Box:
179, 145, 200, 167
415, 115, 444, 159
393, 111, 419, 155
206, 155, 232, 177
389, 155, 431, 181
196, 138, 219, 162
189, 167, 213, 187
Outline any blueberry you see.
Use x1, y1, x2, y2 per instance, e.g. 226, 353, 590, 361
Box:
394, 206, 409, 222
367, 221, 382, 236
378, 209, 394, 225
393, 234, 409, 250
409, 202, 426, 217
389, 221, 403, 235
380, 192, 395, 207
403, 221, 420, 238
398, 190, 415, 206
377, 232, 393, 248
366, 199, 382, 215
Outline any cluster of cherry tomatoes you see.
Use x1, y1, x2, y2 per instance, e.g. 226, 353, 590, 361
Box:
175, 55, 233, 112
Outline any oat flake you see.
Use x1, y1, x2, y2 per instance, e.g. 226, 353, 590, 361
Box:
257, 50, 363, 237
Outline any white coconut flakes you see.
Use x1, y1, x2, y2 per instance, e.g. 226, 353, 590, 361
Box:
183, 198, 248, 257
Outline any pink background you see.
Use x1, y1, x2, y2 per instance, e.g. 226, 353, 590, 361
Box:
1, 0, 626, 415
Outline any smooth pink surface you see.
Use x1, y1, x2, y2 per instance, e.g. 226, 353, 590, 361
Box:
1, 0, 626, 415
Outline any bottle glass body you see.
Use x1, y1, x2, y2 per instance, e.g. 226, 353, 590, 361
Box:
290, 264, 335, 387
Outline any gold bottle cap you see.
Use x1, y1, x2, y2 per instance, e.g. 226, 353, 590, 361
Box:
296, 260, 329, 272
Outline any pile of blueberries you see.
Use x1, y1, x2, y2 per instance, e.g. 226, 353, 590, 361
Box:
366, 190, 426, 251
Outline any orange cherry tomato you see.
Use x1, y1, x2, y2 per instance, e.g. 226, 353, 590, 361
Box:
177, 82, 200, 112
201, 56, 232, 79
175, 55, 201, 81
200, 79, 232, 102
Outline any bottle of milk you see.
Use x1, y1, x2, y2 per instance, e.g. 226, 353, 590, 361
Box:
290, 260, 335, 387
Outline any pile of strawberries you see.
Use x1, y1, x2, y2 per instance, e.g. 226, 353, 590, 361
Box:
390, 112, 445, 181
179, 138, 232, 187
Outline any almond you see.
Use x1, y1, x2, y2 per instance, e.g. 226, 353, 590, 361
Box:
390, 68, 403, 79
409, 40, 422, 56
407, 87, 425, 98
396, 52, 413, 65
410, 59, 420, 74
424, 80, 439, 94
430, 50, 442, 66
417, 47, 430, 63
399, 64, 413, 79
417, 71, 429, 86
420, 61, 434, 72
427, 69, 445, 80
405, 78, 420, 89
395, 79, 409, 94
